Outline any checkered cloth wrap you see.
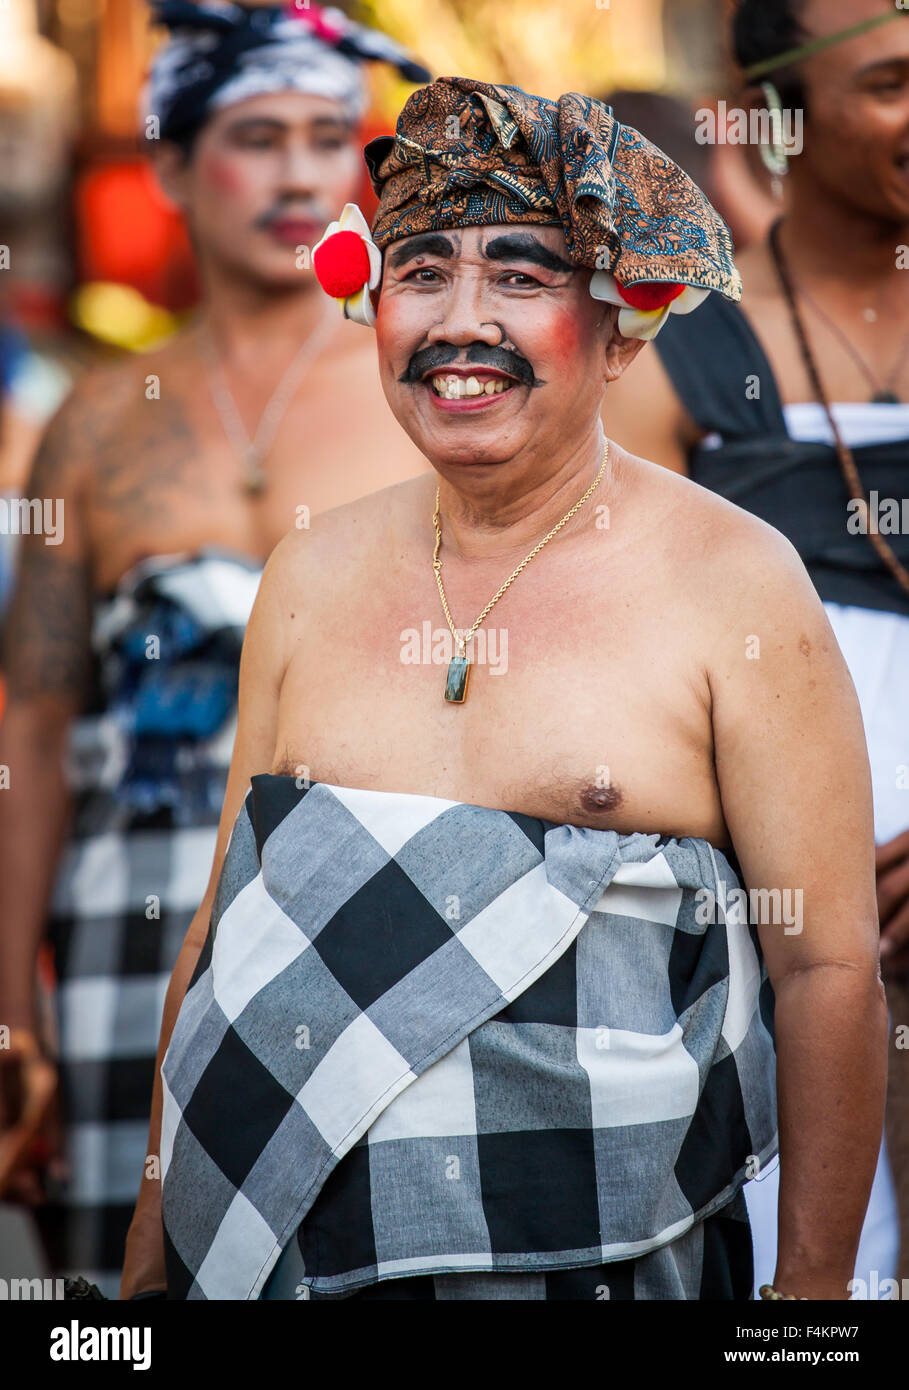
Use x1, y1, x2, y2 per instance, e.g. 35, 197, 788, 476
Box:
263, 1188, 754, 1299
40, 550, 262, 1297
161, 774, 777, 1300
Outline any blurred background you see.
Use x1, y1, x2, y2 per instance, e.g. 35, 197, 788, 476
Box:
0, 0, 787, 1291
0, 0, 770, 466
2, 0, 908, 1302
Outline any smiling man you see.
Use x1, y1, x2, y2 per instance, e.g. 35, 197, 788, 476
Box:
122, 77, 886, 1302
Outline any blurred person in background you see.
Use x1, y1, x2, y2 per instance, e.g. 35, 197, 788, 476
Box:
0, 315, 70, 621
0, 0, 429, 1296
598, 90, 780, 257
708, 103, 785, 254
598, 88, 717, 199
608, 0, 909, 1290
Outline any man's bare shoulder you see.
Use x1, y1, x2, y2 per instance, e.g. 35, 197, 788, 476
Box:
25, 353, 152, 492
68, 343, 179, 412
621, 449, 843, 711
263, 471, 434, 596
620, 446, 819, 613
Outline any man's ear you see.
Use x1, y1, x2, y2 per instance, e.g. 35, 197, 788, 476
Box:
599, 304, 648, 381
368, 253, 387, 315
149, 141, 192, 213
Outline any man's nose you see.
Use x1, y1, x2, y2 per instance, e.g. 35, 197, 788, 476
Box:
426, 275, 502, 348
276, 141, 322, 196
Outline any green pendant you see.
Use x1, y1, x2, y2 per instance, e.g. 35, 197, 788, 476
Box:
444, 654, 471, 703
243, 446, 267, 494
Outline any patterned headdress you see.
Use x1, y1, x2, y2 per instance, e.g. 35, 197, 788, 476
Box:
312, 76, 741, 338
145, 1, 431, 142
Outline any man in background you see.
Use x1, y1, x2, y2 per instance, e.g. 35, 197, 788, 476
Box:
0, 1, 429, 1295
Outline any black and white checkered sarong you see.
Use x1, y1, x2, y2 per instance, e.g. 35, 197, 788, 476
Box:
161, 774, 777, 1300
263, 1186, 755, 1300
40, 551, 262, 1296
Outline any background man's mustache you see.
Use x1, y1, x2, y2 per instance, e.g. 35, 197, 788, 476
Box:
399, 343, 544, 387
254, 204, 331, 229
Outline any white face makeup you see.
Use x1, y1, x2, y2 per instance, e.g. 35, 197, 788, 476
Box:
157, 90, 362, 289
374, 223, 634, 471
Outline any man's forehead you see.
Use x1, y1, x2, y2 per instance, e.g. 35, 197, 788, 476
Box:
386, 224, 576, 270
210, 89, 357, 133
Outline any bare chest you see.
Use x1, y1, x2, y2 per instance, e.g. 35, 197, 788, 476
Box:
86, 366, 424, 594
272, 557, 728, 844
743, 280, 909, 407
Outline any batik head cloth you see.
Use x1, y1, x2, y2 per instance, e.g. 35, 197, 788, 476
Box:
363, 76, 742, 304
145, 1, 431, 142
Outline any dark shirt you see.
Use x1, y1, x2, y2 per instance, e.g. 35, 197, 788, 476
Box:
653, 294, 909, 619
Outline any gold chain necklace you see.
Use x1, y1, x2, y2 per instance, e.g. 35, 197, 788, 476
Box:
431, 441, 609, 702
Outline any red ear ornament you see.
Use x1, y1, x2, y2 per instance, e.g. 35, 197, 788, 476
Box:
312, 230, 372, 299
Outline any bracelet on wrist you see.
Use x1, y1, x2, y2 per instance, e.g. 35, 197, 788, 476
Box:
759, 1283, 808, 1301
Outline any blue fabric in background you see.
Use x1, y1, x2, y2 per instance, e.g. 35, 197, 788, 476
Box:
103, 586, 243, 820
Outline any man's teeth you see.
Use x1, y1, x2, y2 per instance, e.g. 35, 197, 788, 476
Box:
429, 374, 513, 399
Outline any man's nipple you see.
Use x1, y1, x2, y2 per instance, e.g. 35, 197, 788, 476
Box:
579, 782, 623, 814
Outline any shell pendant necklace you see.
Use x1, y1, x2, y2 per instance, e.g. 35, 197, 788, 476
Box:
202, 305, 336, 494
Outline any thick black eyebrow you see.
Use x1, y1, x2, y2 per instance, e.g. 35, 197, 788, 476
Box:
388, 234, 457, 270
482, 233, 575, 274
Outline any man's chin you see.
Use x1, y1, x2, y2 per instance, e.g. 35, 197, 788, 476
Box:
419, 443, 513, 471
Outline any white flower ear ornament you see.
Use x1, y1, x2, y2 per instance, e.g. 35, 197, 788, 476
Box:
312, 203, 382, 328
589, 270, 709, 341
311, 211, 711, 340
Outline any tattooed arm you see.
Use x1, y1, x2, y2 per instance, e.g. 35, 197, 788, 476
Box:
0, 388, 94, 1035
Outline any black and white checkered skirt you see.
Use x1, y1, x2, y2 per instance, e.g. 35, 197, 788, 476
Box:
264, 1189, 753, 1301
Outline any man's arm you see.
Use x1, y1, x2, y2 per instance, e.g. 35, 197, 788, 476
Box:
0, 397, 93, 1038
120, 535, 297, 1298
708, 519, 887, 1300
0, 392, 98, 1198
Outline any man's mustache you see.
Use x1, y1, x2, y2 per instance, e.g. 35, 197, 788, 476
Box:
254, 203, 331, 230
398, 343, 545, 388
